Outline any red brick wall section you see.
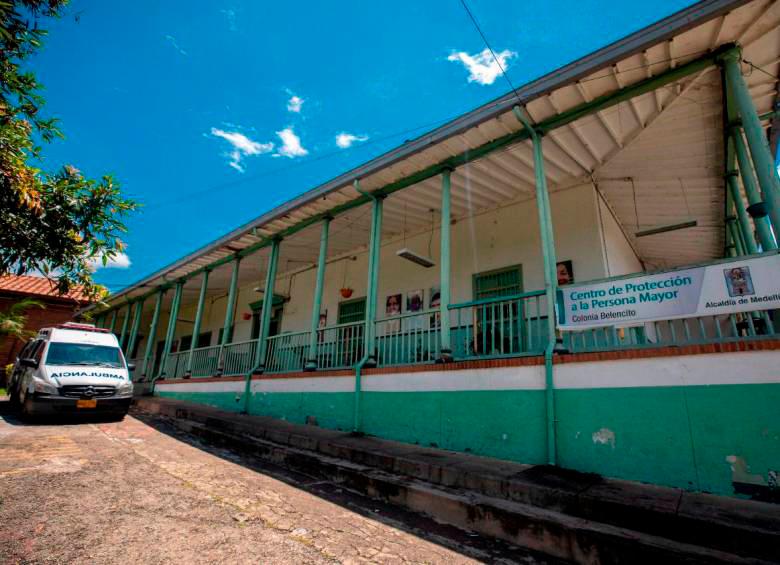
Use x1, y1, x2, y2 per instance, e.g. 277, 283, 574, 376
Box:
0, 296, 83, 369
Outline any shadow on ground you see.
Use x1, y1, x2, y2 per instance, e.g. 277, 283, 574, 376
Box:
128, 406, 558, 564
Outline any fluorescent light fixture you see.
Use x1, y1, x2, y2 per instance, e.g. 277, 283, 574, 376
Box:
635, 220, 697, 238
396, 248, 435, 268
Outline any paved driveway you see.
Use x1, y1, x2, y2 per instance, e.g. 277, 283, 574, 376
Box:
0, 400, 540, 564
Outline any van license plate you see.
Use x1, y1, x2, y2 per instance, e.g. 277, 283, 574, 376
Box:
76, 399, 97, 409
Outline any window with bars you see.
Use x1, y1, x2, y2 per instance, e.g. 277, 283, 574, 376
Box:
471, 265, 524, 355
338, 298, 366, 324
473, 265, 523, 300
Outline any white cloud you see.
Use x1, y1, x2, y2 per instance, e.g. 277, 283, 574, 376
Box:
447, 48, 516, 85
164, 34, 187, 56
335, 132, 369, 149
210, 127, 274, 172
220, 9, 237, 31
275, 127, 308, 158
287, 95, 304, 113
88, 252, 131, 271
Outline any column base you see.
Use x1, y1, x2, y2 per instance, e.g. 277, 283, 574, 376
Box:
436, 349, 454, 363
363, 357, 377, 369
252, 366, 265, 376
303, 360, 317, 372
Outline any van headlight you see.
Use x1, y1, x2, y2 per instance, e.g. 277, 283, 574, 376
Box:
33, 378, 58, 395
116, 381, 134, 396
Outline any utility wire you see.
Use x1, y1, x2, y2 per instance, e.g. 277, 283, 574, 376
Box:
458, 0, 520, 100
742, 58, 777, 81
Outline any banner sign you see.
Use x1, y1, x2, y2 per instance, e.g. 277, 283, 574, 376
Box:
557, 253, 780, 330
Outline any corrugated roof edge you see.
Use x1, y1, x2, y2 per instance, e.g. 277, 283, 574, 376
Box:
90, 0, 748, 311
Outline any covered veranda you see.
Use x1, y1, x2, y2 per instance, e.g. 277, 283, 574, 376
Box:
91, 0, 780, 392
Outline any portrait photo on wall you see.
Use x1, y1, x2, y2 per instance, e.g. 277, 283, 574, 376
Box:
317, 310, 327, 341
407, 289, 424, 313
556, 260, 574, 286
429, 286, 441, 327
386, 293, 402, 333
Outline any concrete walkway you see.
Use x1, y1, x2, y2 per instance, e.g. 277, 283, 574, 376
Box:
135, 396, 780, 564
0, 397, 545, 564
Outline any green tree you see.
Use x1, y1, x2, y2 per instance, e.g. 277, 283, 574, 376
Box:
0, 297, 43, 340
0, 0, 138, 302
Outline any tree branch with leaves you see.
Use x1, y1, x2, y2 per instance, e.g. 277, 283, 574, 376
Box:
0, 0, 138, 303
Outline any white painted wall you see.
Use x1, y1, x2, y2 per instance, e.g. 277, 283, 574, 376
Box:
595, 191, 643, 277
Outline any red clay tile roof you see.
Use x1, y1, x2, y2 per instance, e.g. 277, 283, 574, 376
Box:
0, 274, 91, 304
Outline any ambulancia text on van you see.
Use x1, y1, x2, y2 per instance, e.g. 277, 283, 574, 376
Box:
8, 322, 134, 419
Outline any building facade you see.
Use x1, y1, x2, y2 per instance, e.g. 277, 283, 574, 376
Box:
88, 0, 780, 499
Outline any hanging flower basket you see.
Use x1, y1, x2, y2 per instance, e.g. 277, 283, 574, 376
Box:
340, 287, 353, 298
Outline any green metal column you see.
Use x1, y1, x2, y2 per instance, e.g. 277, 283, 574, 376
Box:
222, 258, 241, 346
157, 281, 183, 379
217, 257, 241, 375
726, 171, 758, 255
141, 290, 165, 380
118, 303, 132, 351
728, 213, 746, 256
732, 130, 777, 250
726, 83, 776, 250
306, 218, 331, 370
364, 194, 384, 365
126, 299, 144, 362
439, 168, 453, 360
253, 239, 281, 373
721, 50, 780, 239
186, 269, 210, 376
108, 309, 118, 333
514, 105, 559, 466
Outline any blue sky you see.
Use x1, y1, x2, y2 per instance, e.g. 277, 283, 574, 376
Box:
31, 0, 695, 292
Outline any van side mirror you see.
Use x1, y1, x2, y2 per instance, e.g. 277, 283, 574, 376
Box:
127, 363, 136, 372
20, 358, 38, 369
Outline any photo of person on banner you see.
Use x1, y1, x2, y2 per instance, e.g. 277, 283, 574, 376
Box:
724, 267, 755, 297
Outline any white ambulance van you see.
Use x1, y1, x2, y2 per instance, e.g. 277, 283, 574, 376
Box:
8, 322, 134, 419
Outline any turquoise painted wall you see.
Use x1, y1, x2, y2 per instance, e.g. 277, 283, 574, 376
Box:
556, 384, 780, 495
157, 382, 780, 497
361, 390, 547, 463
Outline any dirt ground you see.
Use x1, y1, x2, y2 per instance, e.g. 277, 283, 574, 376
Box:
0, 399, 544, 564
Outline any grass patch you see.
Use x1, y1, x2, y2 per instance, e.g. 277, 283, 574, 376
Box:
0, 388, 6, 396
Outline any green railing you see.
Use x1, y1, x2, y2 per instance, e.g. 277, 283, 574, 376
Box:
449, 290, 547, 360
563, 309, 778, 353
376, 310, 440, 366
190, 344, 221, 377
221, 339, 258, 376
265, 331, 309, 373
163, 351, 189, 379
315, 321, 364, 370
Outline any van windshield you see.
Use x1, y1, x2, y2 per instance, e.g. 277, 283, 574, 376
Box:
45, 343, 124, 368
